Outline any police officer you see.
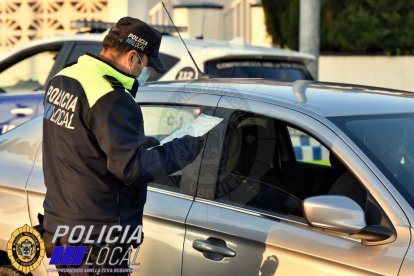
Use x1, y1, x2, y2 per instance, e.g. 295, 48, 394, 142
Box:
42, 17, 204, 274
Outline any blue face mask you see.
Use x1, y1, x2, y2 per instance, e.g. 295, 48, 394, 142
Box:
137, 54, 151, 86
137, 67, 150, 86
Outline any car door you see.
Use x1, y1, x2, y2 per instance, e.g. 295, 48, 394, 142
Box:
133, 91, 219, 275
0, 92, 44, 134
0, 117, 43, 274
0, 42, 70, 133
182, 97, 410, 275
25, 90, 220, 275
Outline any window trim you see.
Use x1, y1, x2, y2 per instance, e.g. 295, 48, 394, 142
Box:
195, 197, 308, 227
148, 186, 194, 201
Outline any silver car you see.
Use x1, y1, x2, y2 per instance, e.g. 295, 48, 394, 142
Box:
1, 79, 414, 275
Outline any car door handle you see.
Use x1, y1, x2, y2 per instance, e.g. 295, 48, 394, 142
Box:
193, 239, 236, 257
11, 107, 33, 116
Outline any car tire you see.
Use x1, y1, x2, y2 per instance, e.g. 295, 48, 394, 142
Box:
0, 266, 25, 276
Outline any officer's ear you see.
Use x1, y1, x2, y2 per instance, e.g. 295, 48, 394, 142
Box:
126, 50, 137, 66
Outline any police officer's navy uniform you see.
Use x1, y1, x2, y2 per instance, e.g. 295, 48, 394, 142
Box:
42, 53, 200, 235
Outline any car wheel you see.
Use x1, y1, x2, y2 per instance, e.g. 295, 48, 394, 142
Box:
0, 266, 25, 276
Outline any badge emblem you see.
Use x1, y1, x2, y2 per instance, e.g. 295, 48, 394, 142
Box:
7, 224, 45, 274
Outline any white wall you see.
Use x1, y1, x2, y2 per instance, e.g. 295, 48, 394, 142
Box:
173, 7, 224, 40
108, 0, 128, 21
128, 0, 159, 21
250, 5, 272, 47
319, 55, 414, 92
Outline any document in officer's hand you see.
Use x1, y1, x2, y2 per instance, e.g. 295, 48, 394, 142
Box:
160, 113, 223, 145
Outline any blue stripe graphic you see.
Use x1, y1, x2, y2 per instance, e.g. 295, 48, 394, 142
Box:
299, 135, 310, 146
60, 246, 76, 265
293, 147, 302, 160
49, 246, 64, 265
49, 246, 86, 265
313, 147, 321, 160
72, 246, 87, 265
49, 246, 87, 265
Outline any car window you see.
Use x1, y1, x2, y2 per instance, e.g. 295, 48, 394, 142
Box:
0, 50, 58, 93
141, 104, 202, 194
214, 111, 370, 221
205, 60, 312, 81
288, 127, 331, 166
330, 113, 414, 210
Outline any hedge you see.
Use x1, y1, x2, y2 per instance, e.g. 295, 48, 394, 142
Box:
262, 0, 414, 55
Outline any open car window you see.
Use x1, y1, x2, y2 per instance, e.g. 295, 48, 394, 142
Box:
140, 104, 204, 195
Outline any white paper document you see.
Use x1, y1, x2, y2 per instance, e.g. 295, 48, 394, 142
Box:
160, 113, 223, 145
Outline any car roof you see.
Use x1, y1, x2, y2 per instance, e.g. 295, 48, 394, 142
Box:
1, 33, 314, 64
142, 79, 414, 118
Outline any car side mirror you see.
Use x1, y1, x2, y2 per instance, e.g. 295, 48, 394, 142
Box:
303, 195, 395, 245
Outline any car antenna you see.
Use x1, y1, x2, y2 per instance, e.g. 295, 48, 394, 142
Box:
162, 2, 210, 80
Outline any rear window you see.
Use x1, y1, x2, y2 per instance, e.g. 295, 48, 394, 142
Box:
205, 59, 312, 81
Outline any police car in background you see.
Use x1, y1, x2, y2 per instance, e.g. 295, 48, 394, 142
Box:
0, 23, 314, 134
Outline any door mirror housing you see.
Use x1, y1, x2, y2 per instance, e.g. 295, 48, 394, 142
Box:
303, 195, 395, 245
304, 195, 366, 233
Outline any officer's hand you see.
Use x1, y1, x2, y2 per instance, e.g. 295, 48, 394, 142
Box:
143, 136, 160, 149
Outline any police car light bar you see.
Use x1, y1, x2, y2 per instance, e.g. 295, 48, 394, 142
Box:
71, 20, 187, 34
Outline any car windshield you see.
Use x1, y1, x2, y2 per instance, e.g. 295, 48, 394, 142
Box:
205, 60, 311, 81
329, 113, 414, 208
